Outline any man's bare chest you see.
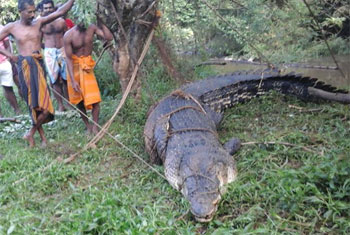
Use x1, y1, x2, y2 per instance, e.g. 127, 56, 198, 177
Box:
12, 25, 41, 43
42, 22, 65, 35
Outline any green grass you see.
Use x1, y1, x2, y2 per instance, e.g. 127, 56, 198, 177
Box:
0, 65, 349, 234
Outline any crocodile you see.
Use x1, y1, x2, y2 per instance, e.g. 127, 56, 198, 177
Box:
144, 69, 350, 222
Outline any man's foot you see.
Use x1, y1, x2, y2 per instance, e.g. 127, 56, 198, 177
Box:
58, 106, 67, 112
41, 140, 47, 148
85, 130, 95, 140
85, 129, 93, 137
92, 126, 99, 135
85, 123, 93, 135
23, 133, 35, 148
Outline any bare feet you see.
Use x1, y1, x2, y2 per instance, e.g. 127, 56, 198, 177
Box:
85, 129, 93, 137
23, 133, 35, 148
92, 126, 99, 135
41, 140, 47, 148
37, 126, 47, 147
58, 106, 67, 112
85, 123, 93, 135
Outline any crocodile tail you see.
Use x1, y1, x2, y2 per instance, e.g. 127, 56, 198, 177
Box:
200, 71, 349, 112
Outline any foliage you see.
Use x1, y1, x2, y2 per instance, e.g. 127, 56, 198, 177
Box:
0, 0, 97, 26
0, 0, 18, 24
67, 0, 96, 28
1, 0, 349, 63
160, 0, 350, 62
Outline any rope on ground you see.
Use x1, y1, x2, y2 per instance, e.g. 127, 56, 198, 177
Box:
59, 88, 165, 180
13, 51, 167, 185
301, 0, 346, 79
13, 86, 167, 184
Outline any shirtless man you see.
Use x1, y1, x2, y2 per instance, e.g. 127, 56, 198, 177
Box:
64, 20, 113, 134
0, 0, 75, 147
41, 0, 68, 112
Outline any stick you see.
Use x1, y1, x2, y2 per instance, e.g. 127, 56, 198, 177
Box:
194, 61, 227, 67
288, 105, 323, 113
93, 43, 113, 70
0, 118, 21, 123
110, 1, 128, 43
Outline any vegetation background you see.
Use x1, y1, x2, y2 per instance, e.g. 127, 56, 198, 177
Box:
0, 0, 349, 234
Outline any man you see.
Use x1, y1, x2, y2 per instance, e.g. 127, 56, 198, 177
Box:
0, 0, 75, 147
36, 2, 43, 19
41, 0, 68, 112
64, 20, 113, 135
0, 25, 20, 116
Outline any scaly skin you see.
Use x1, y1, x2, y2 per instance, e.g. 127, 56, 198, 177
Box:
144, 69, 350, 222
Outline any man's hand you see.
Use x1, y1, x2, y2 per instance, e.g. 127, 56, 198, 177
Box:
72, 81, 81, 93
9, 55, 18, 63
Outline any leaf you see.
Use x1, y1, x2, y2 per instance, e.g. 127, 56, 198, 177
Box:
305, 196, 324, 204
7, 225, 15, 235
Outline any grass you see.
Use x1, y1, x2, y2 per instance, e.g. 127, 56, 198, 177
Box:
0, 62, 349, 234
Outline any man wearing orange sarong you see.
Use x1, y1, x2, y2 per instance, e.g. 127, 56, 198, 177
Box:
64, 20, 112, 134
67, 55, 101, 110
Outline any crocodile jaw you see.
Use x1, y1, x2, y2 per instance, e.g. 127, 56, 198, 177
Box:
192, 194, 221, 222
181, 160, 237, 222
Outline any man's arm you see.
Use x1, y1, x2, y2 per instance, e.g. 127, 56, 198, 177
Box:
3, 38, 11, 54
63, 32, 80, 93
39, 0, 75, 26
94, 23, 113, 41
0, 37, 12, 58
0, 24, 17, 62
0, 25, 9, 42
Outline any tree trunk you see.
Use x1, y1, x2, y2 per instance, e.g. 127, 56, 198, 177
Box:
97, 0, 157, 99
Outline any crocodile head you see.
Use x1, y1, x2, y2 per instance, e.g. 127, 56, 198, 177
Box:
180, 150, 237, 222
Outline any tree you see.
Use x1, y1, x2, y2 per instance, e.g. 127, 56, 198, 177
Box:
95, 0, 158, 99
